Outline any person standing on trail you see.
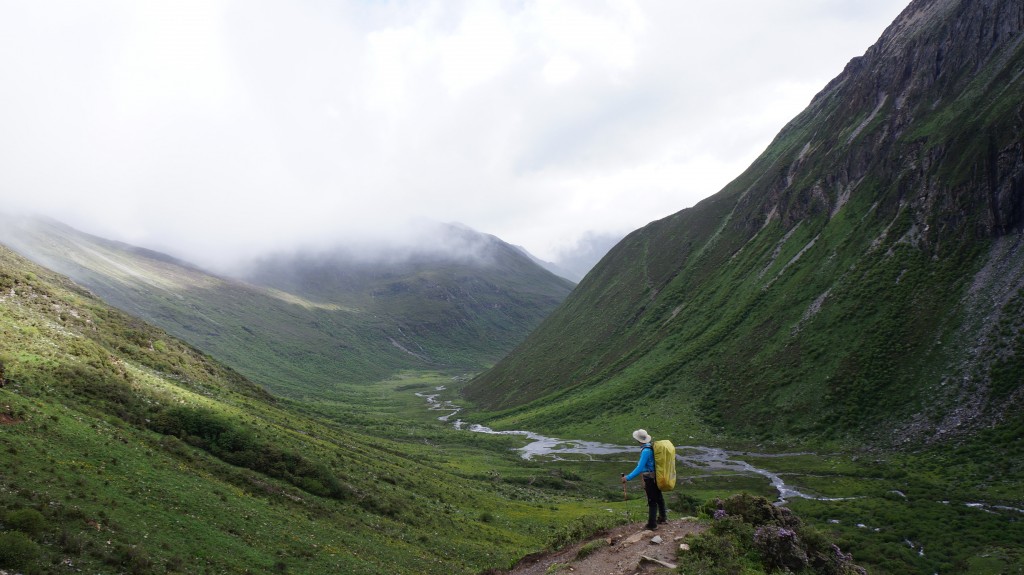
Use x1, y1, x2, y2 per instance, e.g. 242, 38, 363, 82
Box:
621, 429, 667, 530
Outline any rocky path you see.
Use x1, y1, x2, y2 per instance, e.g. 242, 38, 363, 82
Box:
494, 519, 705, 575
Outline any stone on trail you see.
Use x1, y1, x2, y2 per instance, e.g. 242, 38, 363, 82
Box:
623, 532, 646, 545
640, 555, 677, 569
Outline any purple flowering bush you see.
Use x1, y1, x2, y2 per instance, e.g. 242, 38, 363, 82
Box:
753, 524, 809, 572
677, 494, 866, 574
687, 514, 758, 573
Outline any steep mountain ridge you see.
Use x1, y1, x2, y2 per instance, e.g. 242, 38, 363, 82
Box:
0, 217, 573, 398
464, 0, 1024, 445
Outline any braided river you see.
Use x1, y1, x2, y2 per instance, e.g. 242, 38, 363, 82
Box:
416, 386, 843, 503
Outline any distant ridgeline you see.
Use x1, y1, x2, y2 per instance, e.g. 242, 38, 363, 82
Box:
0, 217, 573, 398
465, 0, 1024, 445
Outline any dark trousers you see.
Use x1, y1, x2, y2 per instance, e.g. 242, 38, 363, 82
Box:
643, 475, 667, 527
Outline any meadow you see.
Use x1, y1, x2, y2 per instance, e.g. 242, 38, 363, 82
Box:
413, 380, 1023, 574
0, 251, 623, 574
1, 244, 1020, 574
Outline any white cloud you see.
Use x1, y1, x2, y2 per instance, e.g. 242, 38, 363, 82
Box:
0, 0, 910, 268
437, 1, 518, 96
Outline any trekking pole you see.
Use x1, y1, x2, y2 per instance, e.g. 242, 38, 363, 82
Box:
621, 474, 627, 500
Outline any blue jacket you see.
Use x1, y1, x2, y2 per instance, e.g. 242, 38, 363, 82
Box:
625, 443, 653, 480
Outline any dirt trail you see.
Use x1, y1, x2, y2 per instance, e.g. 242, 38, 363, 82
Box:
496, 519, 705, 575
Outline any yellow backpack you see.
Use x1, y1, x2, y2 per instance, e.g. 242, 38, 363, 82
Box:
652, 439, 676, 491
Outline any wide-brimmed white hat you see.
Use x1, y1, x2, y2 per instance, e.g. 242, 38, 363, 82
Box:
632, 429, 652, 443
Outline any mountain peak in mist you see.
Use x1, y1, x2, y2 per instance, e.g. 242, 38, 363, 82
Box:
0, 215, 574, 395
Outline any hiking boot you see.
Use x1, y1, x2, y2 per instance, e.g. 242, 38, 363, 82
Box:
644, 523, 658, 530
657, 516, 667, 524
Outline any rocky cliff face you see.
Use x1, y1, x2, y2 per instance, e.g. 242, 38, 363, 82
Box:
741, 0, 1024, 439
747, 0, 1024, 240
465, 0, 1024, 444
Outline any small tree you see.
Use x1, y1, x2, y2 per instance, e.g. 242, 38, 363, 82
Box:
6, 508, 46, 538
0, 531, 41, 570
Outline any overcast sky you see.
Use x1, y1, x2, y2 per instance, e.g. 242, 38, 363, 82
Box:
0, 0, 910, 269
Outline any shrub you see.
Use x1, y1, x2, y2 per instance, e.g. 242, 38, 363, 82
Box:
152, 407, 349, 500
687, 520, 757, 574
575, 538, 608, 560
543, 562, 567, 574
754, 524, 808, 572
718, 492, 801, 529
58, 529, 85, 554
102, 542, 153, 574
682, 494, 867, 575
547, 514, 621, 550
671, 492, 703, 514
6, 508, 46, 538
0, 531, 40, 569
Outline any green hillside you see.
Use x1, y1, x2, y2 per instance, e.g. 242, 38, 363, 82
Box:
0, 244, 620, 574
457, 4, 1024, 571
0, 243, 901, 574
241, 222, 576, 371
465, 0, 1024, 448
4, 1, 1023, 573
0, 218, 572, 400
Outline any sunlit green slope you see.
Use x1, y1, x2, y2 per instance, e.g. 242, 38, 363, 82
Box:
0, 218, 572, 400
0, 245, 594, 574
241, 222, 576, 371
465, 0, 1024, 447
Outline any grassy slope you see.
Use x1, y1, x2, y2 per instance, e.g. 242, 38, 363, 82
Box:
0, 219, 572, 400
458, 5, 1024, 570
7, 245, 1015, 575
464, 0, 1024, 447
0, 246, 613, 575
242, 231, 575, 371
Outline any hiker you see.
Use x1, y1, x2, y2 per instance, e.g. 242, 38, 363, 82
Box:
621, 428, 667, 530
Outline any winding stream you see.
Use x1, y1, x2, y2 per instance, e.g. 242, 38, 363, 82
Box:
416, 386, 843, 503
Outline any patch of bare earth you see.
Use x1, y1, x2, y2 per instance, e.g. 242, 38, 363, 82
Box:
495, 519, 705, 575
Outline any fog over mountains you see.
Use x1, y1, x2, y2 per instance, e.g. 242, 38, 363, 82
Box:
517, 231, 624, 283
0, 215, 574, 398
1, 2, 1022, 574
0, 2, 909, 273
